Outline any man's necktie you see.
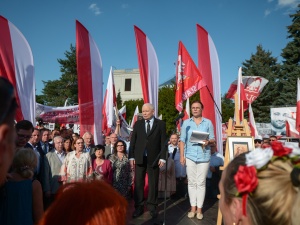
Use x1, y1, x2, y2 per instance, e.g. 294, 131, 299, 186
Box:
172, 147, 177, 160
146, 120, 151, 135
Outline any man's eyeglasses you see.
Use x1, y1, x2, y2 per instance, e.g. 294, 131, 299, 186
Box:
17, 133, 31, 139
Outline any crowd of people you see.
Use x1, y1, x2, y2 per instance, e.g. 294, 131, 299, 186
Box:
1, 76, 300, 225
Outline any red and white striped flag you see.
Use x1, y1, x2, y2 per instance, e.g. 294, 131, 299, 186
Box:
102, 67, 117, 136
130, 106, 139, 128
197, 24, 222, 154
183, 98, 190, 120
248, 104, 259, 138
0, 15, 35, 123
134, 26, 158, 117
119, 105, 126, 120
76, 20, 103, 144
296, 78, 300, 132
175, 41, 202, 112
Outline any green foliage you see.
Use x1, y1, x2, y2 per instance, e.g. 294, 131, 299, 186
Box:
116, 91, 122, 109
40, 45, 77, 106
275, 6, 300, 106
158, 86, 179, 135
221, 94, 234, 122
242, 45, 280, 123
122, 99, 144, 124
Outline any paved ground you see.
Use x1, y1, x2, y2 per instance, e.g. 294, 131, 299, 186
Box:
126, 195, 219, 225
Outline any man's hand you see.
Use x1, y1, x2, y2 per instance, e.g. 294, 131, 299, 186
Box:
158, 160, 165, 168
130, 159, 135, 169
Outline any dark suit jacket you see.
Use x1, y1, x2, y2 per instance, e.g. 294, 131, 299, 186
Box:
25, 142, 46, 182
129, 118, 167, 165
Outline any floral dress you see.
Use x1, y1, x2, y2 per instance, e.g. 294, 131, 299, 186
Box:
109, 154, 133, 199
61, 151, 93, 183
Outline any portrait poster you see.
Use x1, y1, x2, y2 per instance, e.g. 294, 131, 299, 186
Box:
228, 136, 254, 161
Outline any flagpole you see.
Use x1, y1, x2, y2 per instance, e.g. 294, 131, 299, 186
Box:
204, 85, 226, 128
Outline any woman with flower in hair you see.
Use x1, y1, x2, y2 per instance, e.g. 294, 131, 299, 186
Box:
219, 141, 300, 225
0, 148, 43, 225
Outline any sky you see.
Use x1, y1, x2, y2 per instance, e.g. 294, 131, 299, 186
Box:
0, 0, 299, 98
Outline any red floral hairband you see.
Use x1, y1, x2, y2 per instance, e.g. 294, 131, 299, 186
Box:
234, 141, 300, 216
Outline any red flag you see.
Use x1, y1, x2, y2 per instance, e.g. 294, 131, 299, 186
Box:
102, 67, 117, 135
248, 104, 260, 138
0, 15, 35, 123
134, 26, 158, 117
296, 78, 300, 132
175, 41, 202, 112
76, 20, 103, 144
197, 24, 222, 155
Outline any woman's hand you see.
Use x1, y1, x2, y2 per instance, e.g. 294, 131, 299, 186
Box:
180, 156, 186, 166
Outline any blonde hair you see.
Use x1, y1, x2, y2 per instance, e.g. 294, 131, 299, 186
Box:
12, 148, 37, 179
224, 153, 300, 225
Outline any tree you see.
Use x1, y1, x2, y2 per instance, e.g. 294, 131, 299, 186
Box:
122, 99, 144, 124
242, 45, 280, 122
221, 94, 234, 122
116, 91, 122, 109
37, 45, 78, 106
275, 5, 300, 106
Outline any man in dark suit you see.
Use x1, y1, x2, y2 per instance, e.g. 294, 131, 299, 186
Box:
25, 128, 46, 182
129, 103, 167, 219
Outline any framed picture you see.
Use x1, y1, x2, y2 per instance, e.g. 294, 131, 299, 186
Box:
227, 136, 254, 161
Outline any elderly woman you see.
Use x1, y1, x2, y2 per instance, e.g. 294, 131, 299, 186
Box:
219, 141, 300, 225
109, 140, 133, 199
61, 137, 92, 183
92, 144, 112, 184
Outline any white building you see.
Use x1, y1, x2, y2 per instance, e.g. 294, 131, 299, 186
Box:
113, 68, 143, 102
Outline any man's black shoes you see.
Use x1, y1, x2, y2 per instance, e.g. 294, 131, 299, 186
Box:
132, 207, 144, 218
150, 210, 158, 218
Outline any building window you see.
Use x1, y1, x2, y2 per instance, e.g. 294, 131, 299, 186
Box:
125, 78, 131, 91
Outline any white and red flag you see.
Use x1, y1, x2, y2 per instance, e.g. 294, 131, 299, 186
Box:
296, 78, 300, 132
102, 67, 117, 136
183, 98, 190, 120
130, 106, 139, 128
248, 104, 260, 139
197, 24, 222, 154
226, 76, 268, 107
175, 41, 202, 112
134, 26, 158, 117
76, 20, 103, 144
0, 15, 35, 123
119, 105, 126, 120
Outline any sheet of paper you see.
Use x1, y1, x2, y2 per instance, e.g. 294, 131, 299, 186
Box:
189, 130, 209, 144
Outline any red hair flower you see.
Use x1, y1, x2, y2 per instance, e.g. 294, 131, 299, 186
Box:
234, 165, 258, 194
271, 141, 292, 157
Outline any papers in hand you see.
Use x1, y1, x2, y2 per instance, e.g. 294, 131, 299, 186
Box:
189, 130, 209, 144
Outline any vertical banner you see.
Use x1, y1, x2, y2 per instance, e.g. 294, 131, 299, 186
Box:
197, 24, 222, 154
134, 25, 158, 117
76, 20, 103, 144
0, 15, 35, 123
